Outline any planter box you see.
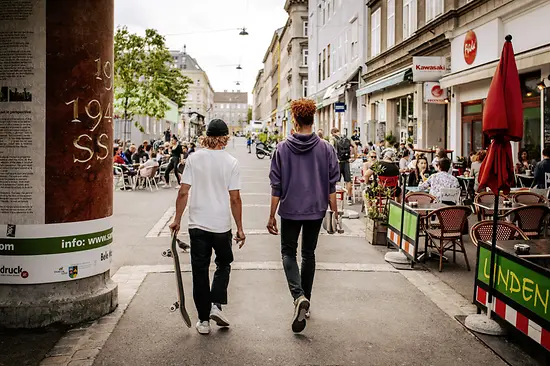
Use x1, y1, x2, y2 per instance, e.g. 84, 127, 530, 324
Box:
365, 218, 388, 246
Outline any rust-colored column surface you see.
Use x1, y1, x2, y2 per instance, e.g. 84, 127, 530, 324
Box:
45, 0, 114, 224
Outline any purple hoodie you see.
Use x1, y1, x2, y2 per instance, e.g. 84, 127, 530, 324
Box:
269, 133, 340, 221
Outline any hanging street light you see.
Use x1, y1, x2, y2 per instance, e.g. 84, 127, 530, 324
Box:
239, 27, 249, 36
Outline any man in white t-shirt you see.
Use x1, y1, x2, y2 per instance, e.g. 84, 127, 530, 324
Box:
170, 119, 245, 335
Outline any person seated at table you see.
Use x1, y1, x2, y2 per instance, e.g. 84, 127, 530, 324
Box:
124, 144, 136, 163
399, 149, 410, 172
132, 144, 149, 164
138, 152, 159, 178
364, 149, 402, 200
113, 146, 125, 165
470, 150, 486, 192
408, 156, 430, 187
532, 147, 550, 189
418, 158, 459, 203
515, 149, 536, 174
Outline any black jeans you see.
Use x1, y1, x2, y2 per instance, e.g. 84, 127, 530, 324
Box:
189, 229, 234, 322
280, 218, 323, 301
165, 157, 180, 184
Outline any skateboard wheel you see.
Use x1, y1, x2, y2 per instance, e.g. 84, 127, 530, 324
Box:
169, 301, 179, 312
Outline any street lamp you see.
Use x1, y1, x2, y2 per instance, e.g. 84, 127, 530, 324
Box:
239, 27, 249, 36
537, 75, 549, 90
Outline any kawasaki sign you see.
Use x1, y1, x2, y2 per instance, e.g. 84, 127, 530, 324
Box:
0, 219, 113, 284
412, 56, 447, 82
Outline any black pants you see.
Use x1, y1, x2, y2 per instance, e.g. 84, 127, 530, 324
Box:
189, 229, 234, 322
165, 157, 180, 184
280, 218, 323, 301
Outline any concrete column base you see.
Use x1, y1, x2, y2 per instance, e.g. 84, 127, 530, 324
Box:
0, 271, 118, 328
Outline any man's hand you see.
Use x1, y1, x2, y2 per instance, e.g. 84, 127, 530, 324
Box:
169, 221, 180, 235
234, 229, 246, 249
267, 217, 279, 235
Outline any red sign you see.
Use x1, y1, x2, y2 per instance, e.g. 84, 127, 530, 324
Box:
431, 85, 444, 98
464, 30, 477, 65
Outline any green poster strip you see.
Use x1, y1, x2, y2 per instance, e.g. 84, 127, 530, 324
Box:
0, 228, 113, 256
387, 203, 419, 241
478, 246, 550, 322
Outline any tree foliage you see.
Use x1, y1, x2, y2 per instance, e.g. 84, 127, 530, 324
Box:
114, 26, 192, 132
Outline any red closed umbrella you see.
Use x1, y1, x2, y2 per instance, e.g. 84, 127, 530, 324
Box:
477, 35, 523, 323
478, 35, 523, 194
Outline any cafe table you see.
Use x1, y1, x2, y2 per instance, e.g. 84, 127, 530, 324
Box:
516, 173, 535, 188
405, 202, 451, 262
473, 201, 525, 212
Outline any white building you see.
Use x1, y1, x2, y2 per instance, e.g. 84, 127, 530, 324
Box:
308, 0, 366, 138
170, 46, 215, 138
440, 0, 550, 160
212, 91, 249, 134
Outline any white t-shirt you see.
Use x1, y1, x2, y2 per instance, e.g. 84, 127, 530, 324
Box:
181, 149, 241, 233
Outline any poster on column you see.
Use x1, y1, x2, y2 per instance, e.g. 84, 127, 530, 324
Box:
0, 0, 114, 284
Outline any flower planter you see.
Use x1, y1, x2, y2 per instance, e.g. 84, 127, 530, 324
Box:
365, 218, 388, 246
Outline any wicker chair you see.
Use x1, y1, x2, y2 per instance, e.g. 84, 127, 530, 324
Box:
501, 205, 550, 239
425, 206, 472, 272
405, 192, 437, 238
474, 192, 508, 221
511, 191, 548, 205
470, 220, 529, 247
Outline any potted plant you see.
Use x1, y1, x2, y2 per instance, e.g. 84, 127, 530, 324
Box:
384, 131, 397, 147
364, 162, 393, 245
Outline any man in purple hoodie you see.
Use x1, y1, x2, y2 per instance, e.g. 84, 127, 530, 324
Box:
267, 98, 340, 333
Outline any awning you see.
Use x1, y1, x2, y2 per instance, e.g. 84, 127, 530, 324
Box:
440, 45, 550, 89
322, 84, 337, 100
356, 67, 413, 97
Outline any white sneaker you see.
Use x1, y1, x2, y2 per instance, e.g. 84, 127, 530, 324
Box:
291, 296, 310, 333
195, 320, 210, 335
209, 304, 230, 327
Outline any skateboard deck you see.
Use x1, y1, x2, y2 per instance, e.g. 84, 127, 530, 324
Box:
323, 210, 344, 234
162, 235, 192, 328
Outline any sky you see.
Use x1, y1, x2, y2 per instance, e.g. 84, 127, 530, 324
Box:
114, 0, 289, 104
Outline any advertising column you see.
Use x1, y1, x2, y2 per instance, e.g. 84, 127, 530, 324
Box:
0, 0, 117, 328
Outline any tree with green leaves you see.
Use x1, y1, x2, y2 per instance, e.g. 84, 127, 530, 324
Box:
114, 26, 192, 137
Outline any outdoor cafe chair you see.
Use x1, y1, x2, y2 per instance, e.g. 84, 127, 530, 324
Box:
470, 220, 529, 247
500, 205, 550, 239
425, 206, 472, 272
113, 165, 125, 190
474, 192, 508, 221
405, 192, 436, 238
135, 165, 160, 192
511, 191, 548, 205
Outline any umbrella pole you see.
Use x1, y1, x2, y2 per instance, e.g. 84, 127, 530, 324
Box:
486, 193, 499, 319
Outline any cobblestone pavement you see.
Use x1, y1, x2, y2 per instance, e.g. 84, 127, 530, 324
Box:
38, 139, 504, 366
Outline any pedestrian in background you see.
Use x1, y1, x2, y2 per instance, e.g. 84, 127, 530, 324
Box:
331, 127, 357, 205
164, 135, 182, 187
267, 98, 340, 333
170, 119, 245, 335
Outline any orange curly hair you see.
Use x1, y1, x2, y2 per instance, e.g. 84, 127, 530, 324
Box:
290, 98, 316, 126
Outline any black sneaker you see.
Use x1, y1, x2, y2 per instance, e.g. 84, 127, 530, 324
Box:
291, 296, 310, 333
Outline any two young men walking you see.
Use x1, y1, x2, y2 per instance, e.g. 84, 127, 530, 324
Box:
171, 106, 339, 334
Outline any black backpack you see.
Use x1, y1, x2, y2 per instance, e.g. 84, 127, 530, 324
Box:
335, 136, 351, 161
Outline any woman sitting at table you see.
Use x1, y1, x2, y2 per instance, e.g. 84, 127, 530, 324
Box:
470, 150, 486, 192
364, 149, 401, 201
408, 156, 429, 187
515, 149, 536, 174
113, 146, 126, 165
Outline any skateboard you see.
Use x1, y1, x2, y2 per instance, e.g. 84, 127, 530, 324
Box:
162, 234, 192, 328
323, 210, 344, 234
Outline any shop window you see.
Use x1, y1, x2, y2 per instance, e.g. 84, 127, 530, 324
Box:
461, 100, 488, 157
520, 71, 542, 160
396, 94, 415, 143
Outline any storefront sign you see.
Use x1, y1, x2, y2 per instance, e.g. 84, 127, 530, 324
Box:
463, 30, 478, 65
334, 102, 346, 112
412, 57, 447, 82
477, 245, 550, 325
423, 82, 447, 104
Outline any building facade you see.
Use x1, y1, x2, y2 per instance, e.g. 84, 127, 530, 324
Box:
252, 0, 309, 136
308, 0, 366, 138
213, 91, 249, 135
170, 46, 215, 139
440, 0, 550, 160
